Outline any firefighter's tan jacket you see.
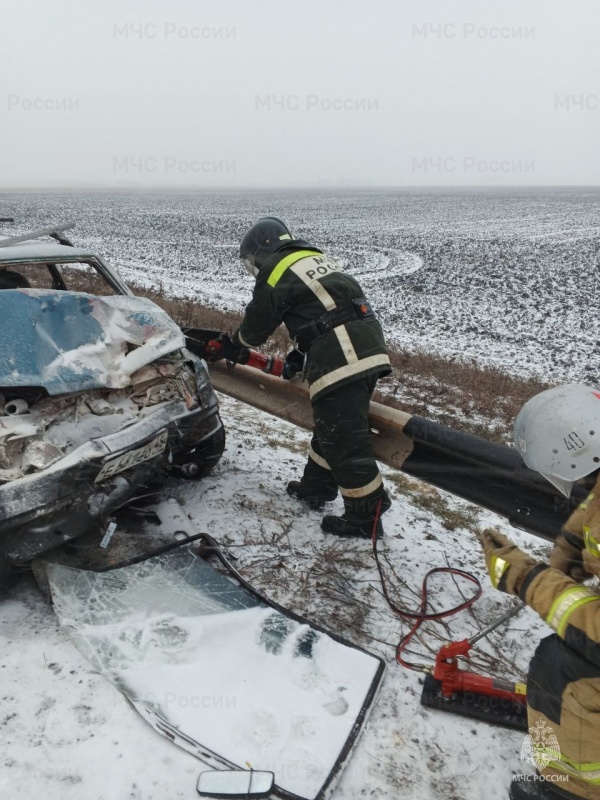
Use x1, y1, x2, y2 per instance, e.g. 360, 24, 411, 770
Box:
522, 474, 600, 799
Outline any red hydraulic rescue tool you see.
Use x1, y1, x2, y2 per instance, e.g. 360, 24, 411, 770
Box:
183, 327, 285, 377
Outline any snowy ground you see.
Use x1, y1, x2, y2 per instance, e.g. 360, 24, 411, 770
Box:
2, 188, 600, 384
1, 394, 556, 800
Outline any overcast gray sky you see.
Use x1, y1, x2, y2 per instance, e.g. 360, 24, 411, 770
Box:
1, 0, 599, 188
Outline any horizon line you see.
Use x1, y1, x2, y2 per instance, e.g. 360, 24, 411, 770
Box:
1, 183, 600, 193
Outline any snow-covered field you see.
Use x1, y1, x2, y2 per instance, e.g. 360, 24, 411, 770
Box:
2, 188, 599, 383
2, 395, 556, 800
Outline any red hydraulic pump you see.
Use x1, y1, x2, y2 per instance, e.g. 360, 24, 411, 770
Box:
420, 602, 528, 730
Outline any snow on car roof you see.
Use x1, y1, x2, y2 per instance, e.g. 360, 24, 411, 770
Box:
0, 240, 95, 262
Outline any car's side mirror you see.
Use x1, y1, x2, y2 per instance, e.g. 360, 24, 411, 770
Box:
196, 769, 275, 798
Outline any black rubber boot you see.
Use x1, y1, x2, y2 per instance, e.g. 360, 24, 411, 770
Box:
286, 480, 337, 511
321, 514, 384, 539
321, 489, 391, 539
509, 775, 580, 800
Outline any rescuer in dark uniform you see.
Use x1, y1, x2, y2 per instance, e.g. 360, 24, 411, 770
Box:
480, 385, 600, 800
223, 217, 392, 538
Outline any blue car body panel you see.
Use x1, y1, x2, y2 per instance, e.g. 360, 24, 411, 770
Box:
0, 289, 185, 395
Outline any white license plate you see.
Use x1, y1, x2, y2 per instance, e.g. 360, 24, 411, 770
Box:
95, 430, 169, 483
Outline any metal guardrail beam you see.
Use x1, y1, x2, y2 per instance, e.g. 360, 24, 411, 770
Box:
208, 362, 582, 541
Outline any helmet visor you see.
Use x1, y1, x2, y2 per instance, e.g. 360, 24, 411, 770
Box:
241, 256, 259, 278
539, 472, 575, 498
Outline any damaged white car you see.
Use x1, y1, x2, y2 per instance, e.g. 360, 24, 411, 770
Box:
0, 223, 224, 587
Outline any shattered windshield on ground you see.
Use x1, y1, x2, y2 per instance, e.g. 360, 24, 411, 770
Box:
48, 546, 383, 800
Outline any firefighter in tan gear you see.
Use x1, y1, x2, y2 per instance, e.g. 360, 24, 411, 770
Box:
223, 217, 392, 538
479, 384, 600, 800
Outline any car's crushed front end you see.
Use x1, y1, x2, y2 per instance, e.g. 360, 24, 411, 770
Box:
0, 289, 224, 567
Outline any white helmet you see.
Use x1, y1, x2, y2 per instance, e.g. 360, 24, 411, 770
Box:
513, 384, 600, 497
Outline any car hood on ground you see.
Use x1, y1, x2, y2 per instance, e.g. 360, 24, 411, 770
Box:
0, 289, 186, 395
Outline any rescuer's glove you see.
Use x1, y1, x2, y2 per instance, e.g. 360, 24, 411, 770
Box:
480, 529, 546, 598
208, 332, 249, 364
282, 348, 305, 380
549, 533, 590, 581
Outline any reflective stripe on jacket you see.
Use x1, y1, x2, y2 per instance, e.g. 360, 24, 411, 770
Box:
238, 248, 391, 400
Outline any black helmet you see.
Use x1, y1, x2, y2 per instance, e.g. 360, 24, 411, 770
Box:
239, 217, 293, 276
